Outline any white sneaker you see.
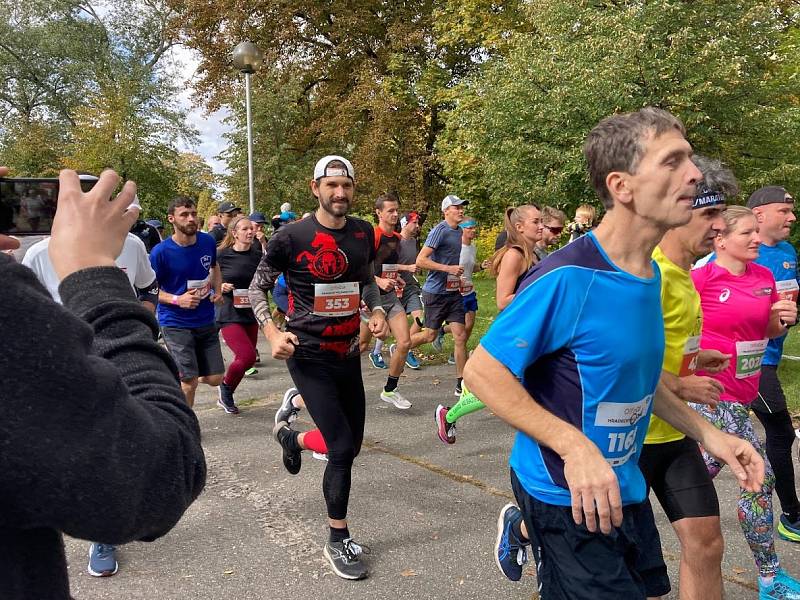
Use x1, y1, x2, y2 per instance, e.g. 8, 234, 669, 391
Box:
380, 389, 412, 409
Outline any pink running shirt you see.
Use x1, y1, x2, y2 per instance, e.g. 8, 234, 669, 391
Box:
691, 261, 778, 404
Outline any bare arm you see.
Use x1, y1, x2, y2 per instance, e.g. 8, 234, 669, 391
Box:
652, 382, 763, 491
495, 249, 524, 311
416, 246, 461, 276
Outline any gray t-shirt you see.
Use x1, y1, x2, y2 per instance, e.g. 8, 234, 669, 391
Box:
421, 221, 463, 295
398, 237, 420, 288
459, 243, 477, 296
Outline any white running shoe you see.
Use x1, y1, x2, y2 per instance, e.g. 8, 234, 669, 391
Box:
380, 389, 412, 409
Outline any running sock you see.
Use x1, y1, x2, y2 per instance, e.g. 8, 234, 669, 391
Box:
330, 526, 350, 543
384, 375, 399, 393
457, 377, 463, 387
277, 426, 301, 452
445, 385, 486, 424
302, 429, 328, 454
290, 394, 302, 409
374, 339, 384, 355
510, 513, 529, 543
760, 575, 775, 587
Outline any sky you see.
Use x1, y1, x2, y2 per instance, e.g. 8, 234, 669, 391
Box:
169, 45, 233, 181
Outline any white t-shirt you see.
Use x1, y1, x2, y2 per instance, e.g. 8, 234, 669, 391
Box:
22, 233, 157, 304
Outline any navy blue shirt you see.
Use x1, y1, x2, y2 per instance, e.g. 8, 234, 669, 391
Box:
481, 233, 665, 507
421, 221, 462, 295
150, 233, 217, 328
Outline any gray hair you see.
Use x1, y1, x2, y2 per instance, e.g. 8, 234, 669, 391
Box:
692, 154, 739, 198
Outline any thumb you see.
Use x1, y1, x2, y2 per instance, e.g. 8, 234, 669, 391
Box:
288, 333, 299, 345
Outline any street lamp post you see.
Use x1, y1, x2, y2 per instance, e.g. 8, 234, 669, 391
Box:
232, 41, 264, 215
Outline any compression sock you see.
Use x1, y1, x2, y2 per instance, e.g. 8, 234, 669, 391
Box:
373, 339, 384, 355
445, 382, 486, 424
330, 526, 350, 543
302, 429, 328, 454
385, 375, 399, 393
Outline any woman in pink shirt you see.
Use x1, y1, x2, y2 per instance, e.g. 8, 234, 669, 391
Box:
691, 205, 798, 590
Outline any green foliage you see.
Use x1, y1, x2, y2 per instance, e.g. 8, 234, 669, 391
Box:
0, 0, 214, 219
438, 0, 800, 219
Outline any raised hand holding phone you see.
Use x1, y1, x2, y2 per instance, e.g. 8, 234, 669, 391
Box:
48, 169, 139, 279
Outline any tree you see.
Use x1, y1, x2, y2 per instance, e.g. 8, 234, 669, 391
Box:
438, 0, 800, 223
169, 0, 529, 216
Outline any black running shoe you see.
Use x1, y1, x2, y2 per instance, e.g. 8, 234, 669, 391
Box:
217, 383, 239, 414
323, 538, 369, 580
272, 420, 301, 475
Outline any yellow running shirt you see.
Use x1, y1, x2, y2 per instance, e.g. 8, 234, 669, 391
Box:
645, 246, 703, 444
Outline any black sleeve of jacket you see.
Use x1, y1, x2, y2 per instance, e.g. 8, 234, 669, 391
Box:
0, 257, 206, 544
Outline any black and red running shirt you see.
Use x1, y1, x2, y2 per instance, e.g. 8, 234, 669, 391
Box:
249, 215, 376, 360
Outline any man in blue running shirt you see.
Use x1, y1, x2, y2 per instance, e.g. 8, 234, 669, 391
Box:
464, 107, 765, 600
747, 186, 800, 542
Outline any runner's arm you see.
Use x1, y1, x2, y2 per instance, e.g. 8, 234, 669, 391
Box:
416, 246, 459, 275
495, 248, 524, 310
362, 265, 382, 312
248, 253, 280, 329
464, 345, 623, 534
652, 381, 763, 491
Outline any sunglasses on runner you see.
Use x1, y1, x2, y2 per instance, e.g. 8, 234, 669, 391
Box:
546, 226, 564, 235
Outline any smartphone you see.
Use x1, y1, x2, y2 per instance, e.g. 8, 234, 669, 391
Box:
0, 176, 98, 235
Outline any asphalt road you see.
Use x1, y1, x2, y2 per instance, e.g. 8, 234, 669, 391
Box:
65, 340, 800, 599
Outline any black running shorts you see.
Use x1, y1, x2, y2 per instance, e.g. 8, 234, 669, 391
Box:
511, 469, 670, 599
639, 437, 719, 522
161, 325, 225, 381
421, 291, 465, 330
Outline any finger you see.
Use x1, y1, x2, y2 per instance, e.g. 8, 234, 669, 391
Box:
570, 490, 583, 526
122, 204, 140, 229
288, 333, 299, 344
709, 379, 724, 393
595, 493, 612, 535
111, 180, 138, 214
606, 482, 623, 528
0, 234, 20, 251
90, 169, 122, 203
0, 167, 8, 176
58, 169, 81, 200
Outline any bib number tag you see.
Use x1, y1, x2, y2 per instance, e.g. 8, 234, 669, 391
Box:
777, 279, 799, 302
459, 278, 474, 295
735, 339, 768, 379
381, 264, 399, 280
313, 282, 359, 317
446, 274, 461, 291
679, 335, 701, 376
233, 289, 251, 308
187, 278, 210, 299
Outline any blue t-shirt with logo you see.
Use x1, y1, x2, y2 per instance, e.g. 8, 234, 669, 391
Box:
756, 242, 799, 365
421, 221, 463, 295
150, 233, 217, 328
480, 233, 665, 507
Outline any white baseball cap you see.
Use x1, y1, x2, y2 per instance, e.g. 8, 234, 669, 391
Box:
313, 155, 355, 180
441, 194, 468, 211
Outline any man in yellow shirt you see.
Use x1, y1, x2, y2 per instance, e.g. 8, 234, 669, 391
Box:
638, 155, 736, 599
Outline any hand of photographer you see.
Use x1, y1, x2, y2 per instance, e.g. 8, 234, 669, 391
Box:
49, 169, 139, 279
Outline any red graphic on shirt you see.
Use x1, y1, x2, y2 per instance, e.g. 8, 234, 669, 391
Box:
296, 232, 348, 281
321, 315, 360, 337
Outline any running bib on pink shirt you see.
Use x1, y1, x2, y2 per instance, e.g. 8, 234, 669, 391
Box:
735, 339, 768, 379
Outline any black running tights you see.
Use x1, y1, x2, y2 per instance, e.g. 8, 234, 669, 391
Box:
287, 356, 365, 521
752, 407, 800, 517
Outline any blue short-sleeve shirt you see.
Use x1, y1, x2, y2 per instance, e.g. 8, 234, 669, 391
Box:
480, 233, 665, 507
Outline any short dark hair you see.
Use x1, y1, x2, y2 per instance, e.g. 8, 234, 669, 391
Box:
375, 192, 400, 211
584, 107, 686, 209
168, 196, 196, 215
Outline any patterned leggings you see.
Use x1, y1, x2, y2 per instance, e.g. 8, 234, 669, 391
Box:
690, 401, 778, 577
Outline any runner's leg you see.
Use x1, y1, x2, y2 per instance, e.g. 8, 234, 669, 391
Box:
220, 323, 258, 391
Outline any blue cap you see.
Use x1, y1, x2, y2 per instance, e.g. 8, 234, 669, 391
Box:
279, 211, 297, 222
248, 211, 267, 223
459, 219, 477, 228
145, 219, 163, 229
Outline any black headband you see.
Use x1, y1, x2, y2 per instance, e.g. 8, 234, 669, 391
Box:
692, 187, 726, 210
